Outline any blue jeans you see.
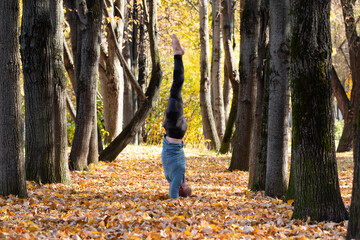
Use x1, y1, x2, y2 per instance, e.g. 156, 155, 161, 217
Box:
161, 137, 186, 198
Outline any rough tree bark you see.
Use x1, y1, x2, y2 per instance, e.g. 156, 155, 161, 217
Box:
199, 0, 221, 151
130, 0, 142, 145
51, 0, 71, 184
64, 36, 103, 154
101, 0, 125, 144
248, 0, 269, 189
138, 8, 147, 141
265, 0, 290, 198
69, 0, 103, 170
290, 0, 348, 222
0, 0, 27, 197
138, 10, 147, 96
21, 0, 56, 183
219, 0, 240, 154
229, 0, 260, 171
347, 98, 360, 239
222, 0, 235, 125
251, 47, 270, 191
99, 0, 163, 162
211, 0, 225, 141
223, 63, 231, 125
122, 8, 135, 131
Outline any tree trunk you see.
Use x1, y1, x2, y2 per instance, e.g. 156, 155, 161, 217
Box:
331, 65, 350, 118
123, 52, 135, 129
285, 145, 295, 201
265, 0, 290, 198
123, 9, 135, 138
219, 87, 238, 154
51, 0, 71, 184
251, 49, 270, 191
69, 0, 102, 170
347, 105, 360, 239
223, 64, 231, 124
130, 0, 141, 145
66, 95, 76, 122
64, 29, 103, 156
219, 0, 240, 154
337, 0, 360, 152
138, 10, 147, 92
64, 0, 78, 79
98, 125, 104, 152
290, 0, 348, 222
0, 0, 27, 197
99, 0, 163, 162
338, 117, 354, 152
249, 0, 269, 189
199, 0, 221, 151
138, 9, 147, 143
101, 0, 125, 144
21, 0, 56, 183
63, 40, 77, 91
87, 120, 99, 165
229, 0, 260, 171
211, 0, 225, 141
222, 0, 235, 125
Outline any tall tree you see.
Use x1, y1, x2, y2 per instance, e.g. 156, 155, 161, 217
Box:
122, 4, 143, 145
290, 0, 348, 222
21, 0, 56, 183
0, 0, 27, 197
138, 6, 147, 141
223, 64, 231, 124
138, 8, 147, 94
22, 0, 71, 184
229, 0, 260, 171
199, 0, 221, 151
123, 7, 135, 135
130, 0, 142, 145
251, 48, 270, 191
265, 0, 290, 198
336, 0, 360, 152
99, 0, 164, 162
69, 0, 103, 170
347, 97, 360, 239
222, 0, 235, 126
219, 0, 240, 154
211, 0, 225, 141
51, 0, 71, 184
101, 0, 125, 144
248, 0, 269, 189
64, 0, 79, 90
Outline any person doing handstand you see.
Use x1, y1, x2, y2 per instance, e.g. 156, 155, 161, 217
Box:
161, 34, 192, 198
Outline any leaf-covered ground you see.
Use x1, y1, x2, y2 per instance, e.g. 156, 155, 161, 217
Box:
0, 145, 353, 239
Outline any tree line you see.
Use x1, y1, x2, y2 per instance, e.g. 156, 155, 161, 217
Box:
0, 0, 360, 238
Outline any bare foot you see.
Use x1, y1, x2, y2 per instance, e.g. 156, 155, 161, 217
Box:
171, 34, 185, 55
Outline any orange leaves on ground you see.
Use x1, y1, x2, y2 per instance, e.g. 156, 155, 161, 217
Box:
0, 145, 353, 239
